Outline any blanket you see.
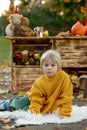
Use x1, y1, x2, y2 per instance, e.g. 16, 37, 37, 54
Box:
0, 105, 87, 126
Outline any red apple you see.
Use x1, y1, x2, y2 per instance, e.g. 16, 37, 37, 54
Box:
28, 50, 35, 57
16, 52, 23, 60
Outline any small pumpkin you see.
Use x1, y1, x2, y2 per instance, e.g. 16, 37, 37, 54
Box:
71, 21, 86, 35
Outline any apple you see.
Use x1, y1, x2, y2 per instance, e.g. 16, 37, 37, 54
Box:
43, 30, 49, 37
29, 57, 35, 65
28, 50, 35, 57
21, 50, 28, 55
34, 53, 40, 60
21, 50, 28, 61
16, 52, 22, 60
25, 61, 29, 65
71, 75, 78, 81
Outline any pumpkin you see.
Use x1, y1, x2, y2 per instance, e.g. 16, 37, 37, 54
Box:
71, 21, 86, 35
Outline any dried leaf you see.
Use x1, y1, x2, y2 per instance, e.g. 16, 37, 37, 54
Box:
0, 77, 4, 82
0, 89, 4, 94
78, 97, 87, 101
0, 118, 11, 123
85, 127, 87, 130
2, 124, 15, 129
17, 91, 26, 96
78, 98, 85, 101
0, 88, 10, 94
1, 95, 7, 99
8, 86, 12, 92
81, 6, 87, 13
17, 128, 29, 130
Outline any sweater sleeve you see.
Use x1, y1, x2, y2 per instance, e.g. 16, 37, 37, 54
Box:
58, 76, 73, 116
27, 81, 45, 113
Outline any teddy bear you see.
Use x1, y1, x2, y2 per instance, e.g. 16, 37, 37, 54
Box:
5, 14, 22, 37
5, 14, 35, 37
14, 16, 35, 37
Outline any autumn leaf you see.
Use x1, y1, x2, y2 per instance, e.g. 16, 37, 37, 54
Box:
2, 124, 15, 129
17, 91, 26, 96
85, 127, 87, 130
0, 117, 11, 123
81, 6, 87, 13
78, 98, 85, 101
0, 88, 10, 94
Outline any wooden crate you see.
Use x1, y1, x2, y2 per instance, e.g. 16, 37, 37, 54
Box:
12, 66, 42, 93
7, 36, 87, 93
55, 37, 87, 67
54, 37, 87, 91
10, 37, 53, 93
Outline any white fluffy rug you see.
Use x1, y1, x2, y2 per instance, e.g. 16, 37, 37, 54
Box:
0, 105, 87, 126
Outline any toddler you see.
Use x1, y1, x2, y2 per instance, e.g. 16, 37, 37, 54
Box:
0, 50, 73, 119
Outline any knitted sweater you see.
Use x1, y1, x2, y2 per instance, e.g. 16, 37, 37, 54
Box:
27, 69, 73, 116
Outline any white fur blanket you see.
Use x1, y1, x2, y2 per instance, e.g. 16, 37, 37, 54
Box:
0, 105, 87, 126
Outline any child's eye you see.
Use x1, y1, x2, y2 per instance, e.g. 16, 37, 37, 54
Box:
45, 64, 48, 66
51, 64, 55, 66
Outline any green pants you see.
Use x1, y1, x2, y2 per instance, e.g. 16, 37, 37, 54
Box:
9, 95, 30, 111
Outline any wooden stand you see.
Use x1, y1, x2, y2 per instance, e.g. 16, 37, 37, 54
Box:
6, 36, 87, 94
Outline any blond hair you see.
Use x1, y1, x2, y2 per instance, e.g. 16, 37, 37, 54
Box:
40, 50, 62, 68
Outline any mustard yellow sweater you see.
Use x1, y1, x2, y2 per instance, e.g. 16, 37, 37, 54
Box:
27, 69, 73, 116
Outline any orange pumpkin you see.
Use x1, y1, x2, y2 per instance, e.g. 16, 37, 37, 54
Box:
71, 21, 86, 35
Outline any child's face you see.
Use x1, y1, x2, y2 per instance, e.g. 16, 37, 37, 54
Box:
42, 58, 58, 76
